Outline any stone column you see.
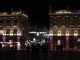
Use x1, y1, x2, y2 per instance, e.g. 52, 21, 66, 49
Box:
66, 36, 69, 49
17, 36, 20, 50
50, 36, 53, 50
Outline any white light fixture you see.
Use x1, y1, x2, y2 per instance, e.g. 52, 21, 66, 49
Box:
58, 34, 61, 36
17, 34, 21, 36
17, 32, 21, 36
60, 12, 62, 13
58, 32, 61, 36
10, 34, 13, 36
33, 38, 36, 41
36, 33, 39, 36
74, 33, 78, 36
66, 33, 69, 36
10, 45, 12, 47
3, 34, 6, 36
49, 34, 53, 36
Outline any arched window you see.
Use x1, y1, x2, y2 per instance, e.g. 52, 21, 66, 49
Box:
53, 25, 58, 35
54, 18, 57, 23
6, 26, 10, 34
13, 26, 17, 34
53, 25, 58, 29
69, 25, 74, 28
62, 18, 65, 23
61, 25, 66, 29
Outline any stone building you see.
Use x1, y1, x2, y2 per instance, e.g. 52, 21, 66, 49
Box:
0, 11, 28, 50
49, 6, 80, 50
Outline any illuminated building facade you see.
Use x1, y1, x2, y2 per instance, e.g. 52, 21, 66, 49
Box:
49, 6, 80, 50
0, 11, 28, 50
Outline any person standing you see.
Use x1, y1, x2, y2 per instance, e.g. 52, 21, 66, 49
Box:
26, 44, 30, 55
31, 44, 35, 56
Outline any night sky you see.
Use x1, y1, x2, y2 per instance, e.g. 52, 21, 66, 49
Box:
0, 0, 80, 29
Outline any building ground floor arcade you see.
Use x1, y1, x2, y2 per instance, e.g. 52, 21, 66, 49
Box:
0, 36, 26, 50
50, 36, 80, 50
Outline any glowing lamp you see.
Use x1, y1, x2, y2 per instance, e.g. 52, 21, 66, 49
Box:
62, 34, 65, 36
14, 34, 17, 36
36, 33, 39, 36
60, 12, 62, 13
66, 33, 69, 36
71, 34, 73, 36
3, 34, 6, 36
54, 34, 56, 36
17, 32, 21, 36
10, 34, 13, 36
74, 34, 78, 36
10, 45, 13, 47
58, 33, 61, 36
49, 34, 53, 36
18, 42, 20, 45
7, 34, 9, 36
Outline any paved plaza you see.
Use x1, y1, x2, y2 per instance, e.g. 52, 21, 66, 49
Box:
0, 50, 80, 60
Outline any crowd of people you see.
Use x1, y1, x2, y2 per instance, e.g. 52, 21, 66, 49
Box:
26, 43, 48, 56
26, 43, 63, 56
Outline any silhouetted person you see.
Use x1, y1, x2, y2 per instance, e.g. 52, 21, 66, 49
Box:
60, 44, 63, 51
31, 44, 35, 56
37, 43, 40, 49
35, 44, 39, 57
26, 44, 30, 54
42, 44, 48, 56
60, 44, 63, 54
0, 43, 2, 51
56, 44, 59, 51
56, 44, 60, 54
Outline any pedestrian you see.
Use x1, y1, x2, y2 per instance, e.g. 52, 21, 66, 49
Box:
35, 44, 39, 57
31, 44, 35, 56
42, 43, 48, 56
26, 44, 30, 55
60, 44, 63, 54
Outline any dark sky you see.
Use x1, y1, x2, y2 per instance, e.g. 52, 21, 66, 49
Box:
0, 0, 80, 29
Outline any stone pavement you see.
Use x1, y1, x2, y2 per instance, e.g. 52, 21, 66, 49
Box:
0, 50, 80, 60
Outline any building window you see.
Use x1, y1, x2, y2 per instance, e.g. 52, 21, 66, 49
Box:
7, 20, 10, 23
62, 18, 65, 23
54, 18, 56, 23
14, 20, 17, 24
54, 19, 56, 23
6, 27, 10, 34
70, 18, 73, 23
13, 27, 17, 34
0, 20, 3, 24
14, 29, 17, 34
6, 29, 10, 34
